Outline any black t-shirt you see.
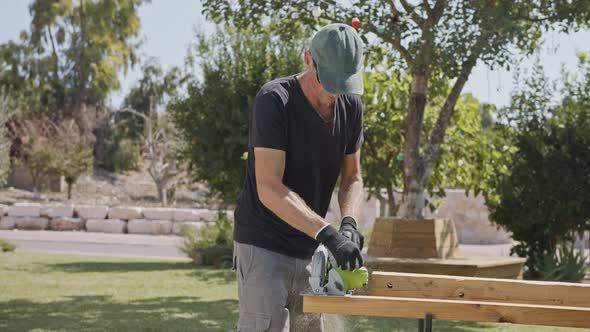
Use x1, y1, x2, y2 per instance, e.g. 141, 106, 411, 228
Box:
233, 75, 364, 259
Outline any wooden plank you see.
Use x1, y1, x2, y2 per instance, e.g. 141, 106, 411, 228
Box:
365, 256, 525, 279
303, 295, 590, 329
372, 219, 394, 233
369, 272, 590, 307
370, 236, 437, 247
367, 260, 479, 276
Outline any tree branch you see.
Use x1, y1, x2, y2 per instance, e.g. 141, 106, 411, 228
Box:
430, 0, 447, 25
421, 37, 484, 184
363, 21, 414, 66
422, 0, 433, 18
387, 0, 400, 18
400, 0, 425, 28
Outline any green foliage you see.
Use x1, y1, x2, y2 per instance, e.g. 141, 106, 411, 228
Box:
22, 139, 59, 192
0, 89, 18, 187
0, 0, 145, 116
0, 239, 16, 252
362, 70, 501, 215
22, 122, 93, 198
486, 57, 590, 279
203, 0, 590, 218
112, 139, 141, 172
57, 142, 94, 200
203, 1, 588, 76
537, 240, 588, 282
170, 24, 307, 202
179, 212, 234, 267
120, 59, 186, 141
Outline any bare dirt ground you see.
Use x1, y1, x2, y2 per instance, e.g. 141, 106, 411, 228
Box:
0, 166, 221, 208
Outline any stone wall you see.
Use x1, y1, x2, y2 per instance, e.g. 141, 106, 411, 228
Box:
0, 189, 514, 244
7, 165, 64, 192
324, 189, 512, 244
425, 190, 512, 244
0, 203, 223, 236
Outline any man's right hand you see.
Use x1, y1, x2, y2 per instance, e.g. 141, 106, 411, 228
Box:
316, 225, 363, 270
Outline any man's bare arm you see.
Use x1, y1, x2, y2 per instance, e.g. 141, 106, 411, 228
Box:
254, 147, 328, 238
338, 150, 363, 220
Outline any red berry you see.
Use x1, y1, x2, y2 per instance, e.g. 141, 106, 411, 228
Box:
351, 17, 361, 28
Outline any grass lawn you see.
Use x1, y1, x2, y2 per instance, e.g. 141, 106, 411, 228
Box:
0, 251, 587, 332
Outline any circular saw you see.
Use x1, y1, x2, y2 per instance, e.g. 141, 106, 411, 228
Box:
309, 244, 368, 296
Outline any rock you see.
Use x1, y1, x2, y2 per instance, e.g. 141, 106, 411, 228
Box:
8, 203, 42, 217
75, 205, 109, 219
172, 221, 207, 235
0, 204, 9, 216
49, 217, 85, 231
108, 206, 143, 220
0, 217, 16, 230
172, 208, 200, 222
199, 210, 218, 223
41, 204, 74, 218
173, 208, 218, 222
127, 219, 172, 235
85, 219, 127, 233
15, 217, 49, 230
142, 207, 176, 220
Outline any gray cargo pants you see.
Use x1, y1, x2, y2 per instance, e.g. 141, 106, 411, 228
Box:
233, 241, 323, 332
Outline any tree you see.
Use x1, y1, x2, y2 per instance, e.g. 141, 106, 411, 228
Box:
169, 24, 307, 203
22, 138, 58, 193
0, 0, 145, 125
362, 70, 499, 216
203, 0, 590, 218
0, 89, 18, 186
52, 122, 94, 199
486, 57, 590, 279
119, 59, 186, 141
21, 121, 93, 197
118, 107, 181, 206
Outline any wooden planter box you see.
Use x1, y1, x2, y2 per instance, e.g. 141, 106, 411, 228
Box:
367, 217, 459, 259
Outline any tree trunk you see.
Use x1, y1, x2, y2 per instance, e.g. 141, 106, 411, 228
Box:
67, 182, 72, 200
157, 182, 168, 206
398, 67, 429, 219
385, 183, 397, 217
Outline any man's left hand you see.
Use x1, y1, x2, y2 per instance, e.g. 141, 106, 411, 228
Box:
339, 216, 364, 251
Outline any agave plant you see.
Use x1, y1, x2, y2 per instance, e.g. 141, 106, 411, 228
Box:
538, 239, 588, 282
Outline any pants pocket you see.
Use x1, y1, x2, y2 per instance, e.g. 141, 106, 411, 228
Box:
237, 312, 271, 332
236, 242, 255, 284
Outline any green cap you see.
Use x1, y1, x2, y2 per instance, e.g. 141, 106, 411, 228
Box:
310, 23, 364, 95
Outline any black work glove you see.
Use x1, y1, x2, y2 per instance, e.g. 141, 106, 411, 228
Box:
339, 216, 364, 251
316, 225, 364, 271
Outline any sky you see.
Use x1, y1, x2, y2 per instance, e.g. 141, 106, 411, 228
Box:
1, 0, 589, 109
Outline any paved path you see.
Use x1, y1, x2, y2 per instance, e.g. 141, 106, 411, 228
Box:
0, 230, 517, 260
0, 230, 189, 261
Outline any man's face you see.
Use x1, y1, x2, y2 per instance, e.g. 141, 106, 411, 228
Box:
305, 50, 337, 99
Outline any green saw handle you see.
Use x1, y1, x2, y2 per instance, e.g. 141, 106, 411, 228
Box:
333, 266, 369, 292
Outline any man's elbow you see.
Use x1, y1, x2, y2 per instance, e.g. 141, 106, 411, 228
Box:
342, 173, 363, 187
256, 180, 278, 207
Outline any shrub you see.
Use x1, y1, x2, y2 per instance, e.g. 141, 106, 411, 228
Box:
486, 60, 590, 279
170, 24, 307, 203
179, 211, 233, 268
112, 139, 141, 172
0, 90, 17, 187
0, 239, 16, 252
21, 122, 93, 198
536, 240, 588, 282
22, 139, 59, 192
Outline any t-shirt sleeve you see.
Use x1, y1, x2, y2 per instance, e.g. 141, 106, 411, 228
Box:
249, 92, 288, 151
345, 98, 364, 155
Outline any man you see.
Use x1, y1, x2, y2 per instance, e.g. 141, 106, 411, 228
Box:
233, 23, 366, 332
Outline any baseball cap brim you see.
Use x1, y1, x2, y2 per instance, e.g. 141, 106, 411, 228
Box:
316, 65, 364, 95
